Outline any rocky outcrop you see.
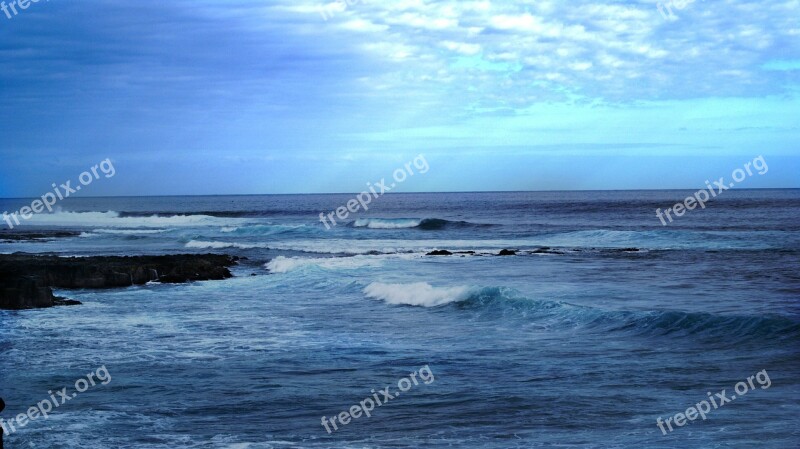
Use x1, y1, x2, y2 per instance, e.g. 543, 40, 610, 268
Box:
0, 275, 60, 310
0, 254, 238, 310
0, 230, 81, 242
426, 250, 453, 256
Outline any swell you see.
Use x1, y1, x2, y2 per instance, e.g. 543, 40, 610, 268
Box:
365, 283, 800, 342
20, 211, 237, 228
467, 288, 800, 342
417, 218, 494, 230
118, 210, 301, 218
503, 197, 800, 214
351, 218, 494, 230
219, 224, 310, 236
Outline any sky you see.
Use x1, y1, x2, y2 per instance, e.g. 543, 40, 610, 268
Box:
0, 0, 798, 196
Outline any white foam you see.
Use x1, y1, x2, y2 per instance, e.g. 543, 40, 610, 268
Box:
265, 254, 416, 273
93, 228, 170, 235
364, 282, 474, 307
259, 238, 529, 255
19, 211, 244, 228
187, 234, 657, 255
185, 240, 269, 250
354, 218, 422, 229
220, 224, 309, 235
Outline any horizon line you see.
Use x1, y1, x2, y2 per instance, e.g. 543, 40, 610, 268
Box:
1, 187, 799, 200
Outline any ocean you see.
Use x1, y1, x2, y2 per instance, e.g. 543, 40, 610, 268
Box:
1, 190, 799, 448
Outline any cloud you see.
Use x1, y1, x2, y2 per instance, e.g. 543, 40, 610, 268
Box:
267, 0, 800, 104
0, 0, 798, 195
440, 40, 481, 55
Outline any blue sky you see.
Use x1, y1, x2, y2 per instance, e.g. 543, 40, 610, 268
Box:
0, 0, 798, 196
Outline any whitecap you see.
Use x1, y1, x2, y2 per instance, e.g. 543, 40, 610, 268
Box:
21, 211, 245, 228
353, 218, 423, 229
265, 254, 416, 273
363, 282, 474, 307
185, 240, 269, 250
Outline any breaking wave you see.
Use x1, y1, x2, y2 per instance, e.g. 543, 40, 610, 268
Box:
364, 282, 475, 307
352, 218, 490, 230
363, 283, 800, 341
219, 224, 309, 235
185, 240, 269, 250
20, 211, 243, 228
265, 255, 409, 273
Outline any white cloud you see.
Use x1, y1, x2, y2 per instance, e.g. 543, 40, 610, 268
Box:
259, 0, 800, 105
441, 40, 481, 55
340, 19, 388, 32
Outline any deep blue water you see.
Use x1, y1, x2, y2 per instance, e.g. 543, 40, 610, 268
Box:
1, 190, 799, 448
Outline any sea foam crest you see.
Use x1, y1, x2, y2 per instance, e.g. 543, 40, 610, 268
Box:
266, 255, 388, 273
93, 229, 170, 235
185, 240, 269, 250
21, 211, 239, 228
220, 224, 308, 235
364, 282, 474, 307
352, 218, 476, 230
353, 218, 423, 229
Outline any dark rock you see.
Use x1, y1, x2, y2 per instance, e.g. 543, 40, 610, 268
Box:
530, 247, 564, 255
0, 275, 57, 309
498, 249, 517, 256
53, 297, 82, 306
0, 254, 237, 310
0, 230, 81, 242
426, 250, 453, 256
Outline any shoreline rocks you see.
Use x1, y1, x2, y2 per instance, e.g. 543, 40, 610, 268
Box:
0, 230, 82, 242
0, 254, 238, 310
426, 250, 453, 256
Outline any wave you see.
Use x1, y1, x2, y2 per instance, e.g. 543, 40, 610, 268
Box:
266, 255, 409, 273
20, 211, 244, 228
182, 237, 645, 256
364, 282, 475, 307
219, 224, 308, 235
234, 238, 521, 255
363, 283, 800, 341
183, 227, 789, 256
119, 211, 263, 218
79, 229, 169, 240
185, 240, 269, 250
352, 218, 490, 230
93, 229, 170, 235
353, 218, 423, 229
118, 209, 337, 218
